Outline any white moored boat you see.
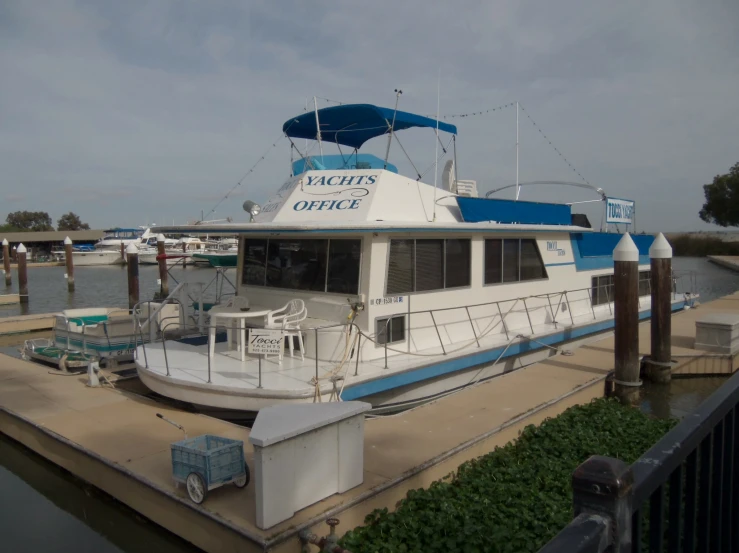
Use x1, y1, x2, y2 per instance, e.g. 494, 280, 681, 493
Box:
135, 103, 697, 418
71, 227, 152, 266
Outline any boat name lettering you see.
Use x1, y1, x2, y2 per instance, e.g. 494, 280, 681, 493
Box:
293, 199, 362, 211
606, 198, 635, 224
248, 329, 284, 355
546, 241, 566, 256
305, 174, 377, 186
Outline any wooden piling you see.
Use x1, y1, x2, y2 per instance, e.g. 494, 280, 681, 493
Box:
16, 243, 28, 304
2, 238, 10, 287
157, 234, 169, 298
120, 242, 125, 261
127, 243, 139, 311
613, 233, 640, 404
64, 236, 75, 293
645, 233, 673, 383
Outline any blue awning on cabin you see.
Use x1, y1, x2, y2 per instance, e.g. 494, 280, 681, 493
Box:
456, 197, 572, 226
282, 104, 457, 149
291, 153, 398, 175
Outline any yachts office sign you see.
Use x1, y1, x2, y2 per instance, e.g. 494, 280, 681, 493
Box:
605, 197, 635, 224
256, 171, 380, 222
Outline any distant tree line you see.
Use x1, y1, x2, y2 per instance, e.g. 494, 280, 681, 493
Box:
0, 211, 90, 233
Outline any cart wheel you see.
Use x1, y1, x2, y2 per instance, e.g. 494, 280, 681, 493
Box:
186, 472, 207, 504
234, 463, 250, 489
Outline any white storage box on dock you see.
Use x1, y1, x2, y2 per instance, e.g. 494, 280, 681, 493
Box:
695, 313, 739, 354
249, 401, 371, 530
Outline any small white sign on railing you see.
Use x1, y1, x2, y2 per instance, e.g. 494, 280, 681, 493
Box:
248, 329, 284, 355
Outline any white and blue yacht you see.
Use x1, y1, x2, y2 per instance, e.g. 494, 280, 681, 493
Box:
135, 103, 695, 416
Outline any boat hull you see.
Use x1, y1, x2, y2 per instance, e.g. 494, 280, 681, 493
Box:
71, 251, 125, 266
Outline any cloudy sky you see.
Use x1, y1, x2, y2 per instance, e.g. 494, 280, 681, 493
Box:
1, 0, 737, 231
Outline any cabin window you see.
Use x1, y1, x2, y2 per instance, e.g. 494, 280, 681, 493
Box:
386, 238, 471, 294
242, 238, 360, 294
327, 239, 362, 294
376, 315, 406, 345
243, 239, 268, 286
445, 239, 471, 288
485, 238, 547, 284
591, 270, 652, 306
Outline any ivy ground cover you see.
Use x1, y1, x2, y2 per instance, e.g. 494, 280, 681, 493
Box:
340, 398, 675, 553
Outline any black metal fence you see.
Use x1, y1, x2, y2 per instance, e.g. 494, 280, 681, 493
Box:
539, 368, 739, 553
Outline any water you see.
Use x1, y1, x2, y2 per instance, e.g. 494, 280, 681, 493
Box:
0, 257, 738, 550
0, 434, 202, 553
0, 265, 235, 317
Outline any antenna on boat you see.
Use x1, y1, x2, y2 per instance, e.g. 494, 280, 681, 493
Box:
313, 96, 324, 163
515, 101, 520, 200
432, 70, 441, 222
384, 89, 402, 169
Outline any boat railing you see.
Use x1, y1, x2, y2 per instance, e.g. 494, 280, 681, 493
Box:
135, 275, 699, 383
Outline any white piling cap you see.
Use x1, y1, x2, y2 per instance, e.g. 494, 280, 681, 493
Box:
649, 232, 672, 259
613, 233, 639, 262
1, 238, 7, 246
16, 243, 27, 254
64, 236, 73, 245
156, 233, 166, 242
125, 243, 139, 254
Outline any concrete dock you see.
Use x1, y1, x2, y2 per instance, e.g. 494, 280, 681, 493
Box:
0, 293, 20, 306
0, 312, 58, 335
0, 293, 738, 552
708, 255, 739, 272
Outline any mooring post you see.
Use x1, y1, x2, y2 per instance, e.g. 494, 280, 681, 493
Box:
572, 455, 634, 553
120, 242, 125, 261
613, 233, 640, 404
64, 236, 75, 293
17, 243, 28, 304
2, 238, 10, 287
157, 234, 169, 298
645, 233, 672, 383
127, 243, 139, 311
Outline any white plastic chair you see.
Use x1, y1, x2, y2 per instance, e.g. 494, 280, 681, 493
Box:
265, 299, 307, 361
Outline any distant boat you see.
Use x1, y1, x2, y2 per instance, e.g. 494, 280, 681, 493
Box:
68, 227, 152, 266
191, 251, 238, 268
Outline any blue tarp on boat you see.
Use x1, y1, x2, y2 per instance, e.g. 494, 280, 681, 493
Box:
456, 197, 572, 225
283, 104, 457, 149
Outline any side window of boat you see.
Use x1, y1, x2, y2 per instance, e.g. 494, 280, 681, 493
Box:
638, 270, 651, 296
485, 238, 547, 284
376, 315, 405, 344
242, 239, 267, 286
387, 238, 471, 294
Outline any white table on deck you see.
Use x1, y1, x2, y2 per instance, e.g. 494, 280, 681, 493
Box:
208, 305, 271, 364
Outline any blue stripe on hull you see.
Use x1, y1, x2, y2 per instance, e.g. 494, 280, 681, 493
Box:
342, 301, 691, 401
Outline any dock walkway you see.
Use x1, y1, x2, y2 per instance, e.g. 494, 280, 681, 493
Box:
0, 293, 737, 552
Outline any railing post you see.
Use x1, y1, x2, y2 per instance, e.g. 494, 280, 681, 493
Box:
258, 354, 262, 388
429, 311, 446, 355
645, 233, 672, 384
354, 332, 361, 376
496, 302, 509, 340
522, 298, 535, 335
563, 291, 575, 326
545, 294, 558, 326
572, 455, 634, 553
314, 328, 319, 380
613, 233, 640, 404
465, 306, 480, 347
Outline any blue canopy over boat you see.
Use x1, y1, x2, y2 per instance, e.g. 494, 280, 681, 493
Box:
282, 104, 457, 149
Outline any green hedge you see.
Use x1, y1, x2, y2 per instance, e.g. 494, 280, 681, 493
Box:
340, 398, 675, 553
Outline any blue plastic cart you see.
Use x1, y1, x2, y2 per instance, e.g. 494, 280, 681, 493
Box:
156, 413, 250, 504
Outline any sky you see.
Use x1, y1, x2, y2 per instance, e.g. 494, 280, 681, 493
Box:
1, 0, 738, 232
